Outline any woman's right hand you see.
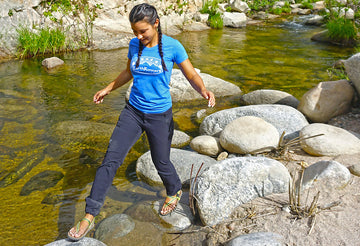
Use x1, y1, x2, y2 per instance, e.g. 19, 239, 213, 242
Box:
93, 87, 111, 104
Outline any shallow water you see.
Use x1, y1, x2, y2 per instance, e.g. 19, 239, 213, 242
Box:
0, 19, 355, 245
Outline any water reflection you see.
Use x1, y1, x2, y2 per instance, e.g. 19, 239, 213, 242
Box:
0, 22, 356, 245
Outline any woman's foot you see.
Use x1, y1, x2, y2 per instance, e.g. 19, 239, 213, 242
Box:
68, 214, 94, 241
160, 190, 182, 216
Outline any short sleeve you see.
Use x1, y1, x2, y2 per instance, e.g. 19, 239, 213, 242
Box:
172, 39, 188, 65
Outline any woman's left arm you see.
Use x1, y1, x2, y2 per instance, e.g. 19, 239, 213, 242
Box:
177, 59, 216, 107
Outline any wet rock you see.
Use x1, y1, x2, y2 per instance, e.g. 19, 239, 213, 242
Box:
136, 148, 217, 187
300, 123, 360, 156
226, 232, 285, 246
301, 160, 351, 190
219, 116, 279, 154
44, 237, 106, 246
20, 170, 64, 196
94, 214, 135, 242
200, 105, 308, 140
79, 148, 105, 165
153, 200, 194, 231
240, 89, 299, 108
41, 191, 65, 205
195, 157, 290, 226
0, 153, 44, 187
42, 57, 64, 69
124, 201, 160, 224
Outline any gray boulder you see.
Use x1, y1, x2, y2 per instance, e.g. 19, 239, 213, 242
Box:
195, 157, 290, 226
45, 238, 106, 246
240, 89, 299, 108
200, 105, 308, 140
300, 123, 360, 156
226, 232, 285, 246
94, 214, 135, 242
228, 0, 250, 13
219, 116, 279, 154
222, 12, 247, 28
136, 148, 217, 187
344, 52, 360, 95
301, 160, 351, 190
297, 80, 354, 123
153, 200, 194, 230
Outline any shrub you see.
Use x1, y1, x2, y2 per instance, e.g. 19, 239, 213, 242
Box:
200, 0, 224, 29
326, 17, 357, 41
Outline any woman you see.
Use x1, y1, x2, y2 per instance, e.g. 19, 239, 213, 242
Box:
68, 3, 215, 241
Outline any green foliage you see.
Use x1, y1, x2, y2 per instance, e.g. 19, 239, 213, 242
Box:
16, 27, 66, 58
209, 13, 223, 29
246, 0, 276, 12
327, 67, 349, 80
326, 17, 357, 41
8, 9, 13, 17
201, 0, 224, 29
300, 0, 314, 9
271, 1, 292, 15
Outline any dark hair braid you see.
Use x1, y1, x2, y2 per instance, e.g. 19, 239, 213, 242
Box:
129, 3, 167, 72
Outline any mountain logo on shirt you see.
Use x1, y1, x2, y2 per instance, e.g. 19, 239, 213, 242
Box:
131, 56, 163, 75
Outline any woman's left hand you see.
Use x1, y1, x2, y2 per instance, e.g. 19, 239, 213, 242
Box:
202, 90, 216, 107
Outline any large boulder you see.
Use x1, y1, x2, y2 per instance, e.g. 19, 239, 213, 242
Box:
240, 89, 299, 108
195, 157, 290, 226
300, 123, 360, 156
219, 116, 279, 154
297, 80, 354, 123
136, 148, 217, 187
45, 238, 106, 246
200, 105, 308, 140
226, 232, 285, 246
344, 53, 360, 95
228, 0, 250, 13
222, 12, 247, 28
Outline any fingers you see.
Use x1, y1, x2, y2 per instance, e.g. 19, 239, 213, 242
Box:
93, 89, 108, 104
205, 91, 215, 108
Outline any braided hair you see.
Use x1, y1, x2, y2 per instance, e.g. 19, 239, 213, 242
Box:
129, 3, 168, 72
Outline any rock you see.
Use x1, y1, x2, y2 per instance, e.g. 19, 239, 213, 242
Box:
240, 89, 299, 108
41, 191, 65, 205
297, 80, 354, 123
219, 116, 279, 154
228, 0, 250, 13
252, 11, 279, 20
313, 1, 326, 11
94, 214, 135, 242
20, 170, 64, 196
193, 12, 209, 23
124, 201, 160, 224
349, 164, 360, 177
51, 120, 114, 148
44, 237, 106, 246
298, 9, 312, 15
183, 21, 210, 31
301, 160, 351, 190
344, 53, 360, 95
311, 30, 357, 46
195, 157, 290, 226
42, 57, 64, 69
136, 148, 217, 187
126, 69, 241, 102
222, 12, 247, 28
304, 15, 324, 26
300, 123, 360, 156
217, 151, 228, 161
190, 135, 223, 156
0, 153, 44, 188
79, 148, 105, 165
172, 130, 191, 148
200, 105, 308, 140
226, 232, 285, 246
153, 200, 194, 230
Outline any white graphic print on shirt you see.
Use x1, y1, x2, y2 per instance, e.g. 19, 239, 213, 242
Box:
131, 56, 163, 75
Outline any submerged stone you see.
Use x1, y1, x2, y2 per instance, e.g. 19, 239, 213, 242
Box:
20, 170, 64, 196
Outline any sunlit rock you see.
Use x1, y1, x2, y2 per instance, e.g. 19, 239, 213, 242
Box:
240, 89, 299, 108
190, 135, 223, 156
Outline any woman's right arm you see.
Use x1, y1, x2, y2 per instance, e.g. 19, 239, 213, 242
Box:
93, 59, 133, 104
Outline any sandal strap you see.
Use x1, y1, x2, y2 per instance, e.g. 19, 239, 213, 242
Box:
81, 217, 92, 225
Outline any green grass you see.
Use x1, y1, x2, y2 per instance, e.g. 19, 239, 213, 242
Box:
17, 27, 67, 58
326, 17, 357, 41
200, 0, 224, 29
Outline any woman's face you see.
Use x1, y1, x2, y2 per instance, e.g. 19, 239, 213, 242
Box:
131, 19, 159, 48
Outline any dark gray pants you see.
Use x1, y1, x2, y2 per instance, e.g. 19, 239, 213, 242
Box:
85, 103, 182, 216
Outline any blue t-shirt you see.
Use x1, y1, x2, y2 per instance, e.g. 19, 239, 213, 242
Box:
127, 35, 188, 113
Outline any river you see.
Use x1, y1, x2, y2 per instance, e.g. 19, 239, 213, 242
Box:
0, 18, 355, 245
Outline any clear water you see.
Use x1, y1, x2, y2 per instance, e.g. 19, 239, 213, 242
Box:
0, 20, 355, 245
